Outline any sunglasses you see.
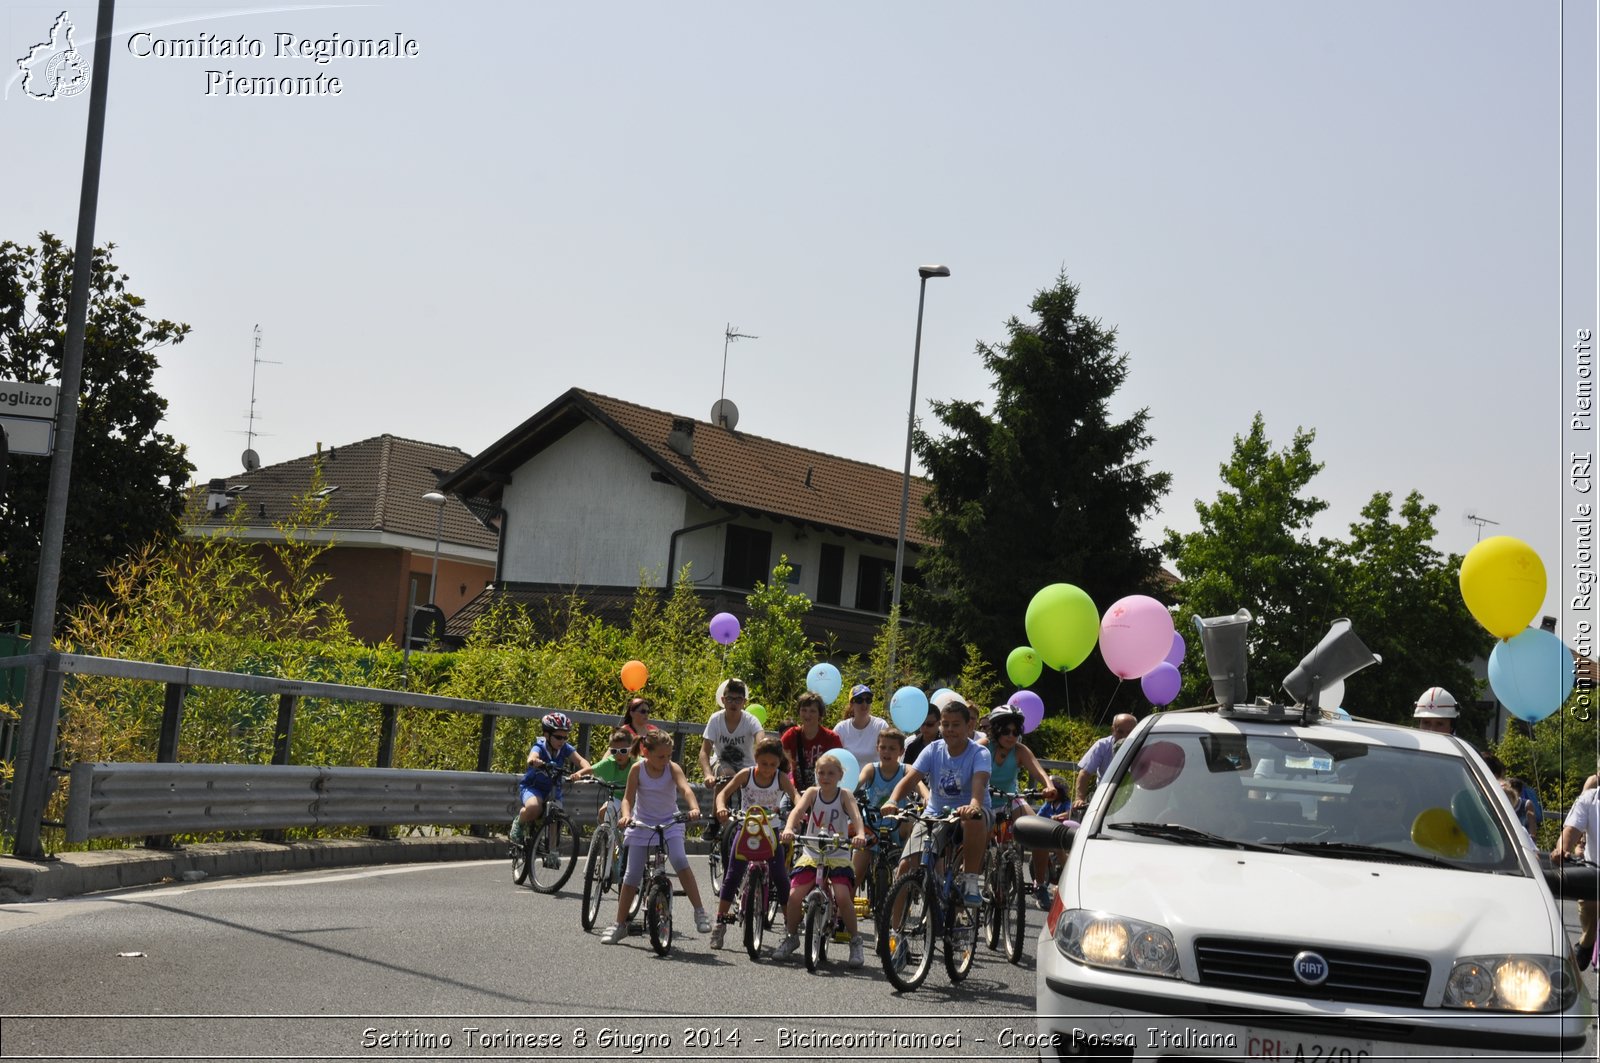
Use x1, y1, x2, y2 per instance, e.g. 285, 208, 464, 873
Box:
548, 732, 569, 740
992, 726, 1020, 737
851, 696, 872, 704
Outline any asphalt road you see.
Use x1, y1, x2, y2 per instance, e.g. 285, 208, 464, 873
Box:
0, 854, 1041, 1062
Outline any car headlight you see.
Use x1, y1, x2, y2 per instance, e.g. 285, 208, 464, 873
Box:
1054, 909, 1180, 978
1443, 956, 1576, 1012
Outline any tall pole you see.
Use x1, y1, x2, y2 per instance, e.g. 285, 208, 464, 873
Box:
888, 265, 949, 676
10, 0, 117, 859
427, 500, 445, 605
400, 492, 447, 691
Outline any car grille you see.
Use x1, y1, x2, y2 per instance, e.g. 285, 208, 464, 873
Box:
1193, 937, 1431, 1007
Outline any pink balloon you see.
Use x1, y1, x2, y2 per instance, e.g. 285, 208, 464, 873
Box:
1164, 631, 1186, 668
1008, 690, 1045, 733
1099, 595, 1176, 680
1141, 662, 1182, 706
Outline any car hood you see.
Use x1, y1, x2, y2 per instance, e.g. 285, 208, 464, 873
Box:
1074, 838, 1561, 956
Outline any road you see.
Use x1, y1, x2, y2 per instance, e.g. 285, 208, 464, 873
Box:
0, 854, 1042, 1062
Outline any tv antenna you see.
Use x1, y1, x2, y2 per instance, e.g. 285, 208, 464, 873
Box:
1465, 512, 1500, 541
720, 323, 758, 406
242, 324, 282, 470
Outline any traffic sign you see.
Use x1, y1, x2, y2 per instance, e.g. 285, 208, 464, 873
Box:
0, 417, 54, 456
0, 380, 60, 420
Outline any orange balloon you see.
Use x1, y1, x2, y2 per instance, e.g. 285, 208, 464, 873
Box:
620, 659, 648, 692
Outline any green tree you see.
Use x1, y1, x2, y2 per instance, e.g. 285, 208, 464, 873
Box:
1163, 415, 1336, 703
1330, 491, 1490, 727
0, 234, 194, 626
727, 556, 815, 714
911, 272, 1171, 715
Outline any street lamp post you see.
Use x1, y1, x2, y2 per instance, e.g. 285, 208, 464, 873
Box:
399, 491, 449, 690
888, 264, 950, 676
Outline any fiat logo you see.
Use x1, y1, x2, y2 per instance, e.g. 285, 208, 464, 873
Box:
1292, 950, 1330, 986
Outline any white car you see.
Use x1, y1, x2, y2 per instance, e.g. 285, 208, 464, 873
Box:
1017, 705, 1596, 1061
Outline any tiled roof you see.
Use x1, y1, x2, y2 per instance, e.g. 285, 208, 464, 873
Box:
187, 435, 499, 550
442, 388, 934, 547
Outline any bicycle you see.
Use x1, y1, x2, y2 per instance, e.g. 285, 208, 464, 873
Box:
856, 794, 915, 919
580, 779, 641, 931
788, 832, 857, 972
633, 810, 694, 956
722, 806, 784, 960
983, 787, 1046, 965
877, 808, 980, 991
510, 760, 582, 894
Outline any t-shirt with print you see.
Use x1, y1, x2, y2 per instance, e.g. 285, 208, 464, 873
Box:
795, 788, 854, 868
702, 710, 762, 780
912, 739, 993, 815
782, 725, 843, 792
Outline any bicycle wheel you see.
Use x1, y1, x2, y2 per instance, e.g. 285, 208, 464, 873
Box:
646, 877, 674, 956
982, 848, 1003, 950
869, 852, 892, 918
742, 865, 769, 960
943, 894, 978, 983
803, 891, 830, 972
880, 871, 935, 992
580, 826, 612, 931
1002, 859, 1028, 965
528, 812, 581, 893
511, 832, 532, 885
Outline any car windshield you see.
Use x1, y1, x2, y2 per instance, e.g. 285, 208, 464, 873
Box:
1098, 729, 1520, 873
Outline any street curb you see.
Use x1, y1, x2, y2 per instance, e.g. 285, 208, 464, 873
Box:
0, 835, 505, 903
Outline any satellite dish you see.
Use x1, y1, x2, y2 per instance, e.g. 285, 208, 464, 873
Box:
710, 399, 740, 430
242, 448, 260, 472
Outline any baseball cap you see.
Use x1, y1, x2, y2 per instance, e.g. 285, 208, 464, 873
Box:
850, 684, 872, 701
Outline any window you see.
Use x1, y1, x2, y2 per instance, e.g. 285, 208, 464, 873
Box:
723, 525, 772, 589
817, 544, 844, 605
856, 555, 894, 613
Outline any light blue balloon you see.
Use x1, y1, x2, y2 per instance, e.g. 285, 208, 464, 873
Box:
806, 662, 842, 704
1488, 628, 1574, 724
828, 748, 861, 792
890, 685, 930, 730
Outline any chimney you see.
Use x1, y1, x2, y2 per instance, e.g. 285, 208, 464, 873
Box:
667, 418, 695, 459
206, 478, 231, 512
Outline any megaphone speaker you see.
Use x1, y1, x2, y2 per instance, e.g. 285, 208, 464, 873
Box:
1194, 608, 1252, 709
1282, 618, 1382, 708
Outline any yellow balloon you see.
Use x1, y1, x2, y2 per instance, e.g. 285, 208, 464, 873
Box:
1459, 536, 1546, 639
1410, 807, 1469, 858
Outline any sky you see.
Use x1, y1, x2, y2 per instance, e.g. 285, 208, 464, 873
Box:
4, 1, 1596, 641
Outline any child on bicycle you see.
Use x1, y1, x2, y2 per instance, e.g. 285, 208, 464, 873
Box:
708, 736, 800, 949
602, 729, 711, 944
570, 730, 637, 809
512, 712, 592, 860
776, 751, 869, 966
984, 706, 1060, 908
882, 695, 992, 908
851, 728, 925, 888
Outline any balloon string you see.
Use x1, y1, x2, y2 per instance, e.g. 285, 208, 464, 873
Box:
1097, 679, 1123, 726
1062, 670, 1071, 719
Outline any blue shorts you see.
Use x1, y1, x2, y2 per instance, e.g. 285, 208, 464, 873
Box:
518, 781, 560, 806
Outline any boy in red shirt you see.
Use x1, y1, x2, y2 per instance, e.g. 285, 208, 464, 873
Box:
780, 691, 842, 792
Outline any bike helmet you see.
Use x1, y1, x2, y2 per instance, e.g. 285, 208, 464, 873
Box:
541, 711, 572, 733
987, 707, 1025, 734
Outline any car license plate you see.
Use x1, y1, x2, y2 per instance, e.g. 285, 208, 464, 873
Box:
1244, 1030, 1373, 1061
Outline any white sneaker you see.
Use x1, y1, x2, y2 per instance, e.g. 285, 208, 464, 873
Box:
773, 934, 800, 961
694, 908, 712, 933
847, 934, 865, 968
599, 922, 628, 944
962, 873, 984, 907
709, 922, 727, 949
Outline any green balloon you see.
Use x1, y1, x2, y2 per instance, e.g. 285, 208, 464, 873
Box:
746, 703, 768, 727
1024, 584, 1100, 671
1006, 645, 1043, 687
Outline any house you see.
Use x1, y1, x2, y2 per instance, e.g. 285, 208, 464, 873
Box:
440, 388, 933, 654
186, 436, 498, 646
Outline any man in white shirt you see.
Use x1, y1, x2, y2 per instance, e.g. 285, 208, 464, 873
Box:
1553, 775, 1600, 969
834, 684, 887, 767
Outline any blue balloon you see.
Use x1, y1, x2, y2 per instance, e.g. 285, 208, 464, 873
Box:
828, 748, 861, 791
1488, 628, 1574, 724
806, 662, 842, 704
890, 685, 930, 730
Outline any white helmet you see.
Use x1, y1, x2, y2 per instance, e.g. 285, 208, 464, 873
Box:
1413, 687, 1459, 719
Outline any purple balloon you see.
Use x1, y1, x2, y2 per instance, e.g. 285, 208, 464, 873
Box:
1141, 662, 1182, 706
1164, 632, 1186, 668
709, 612, 741, 645
1009, 690, 1046, 734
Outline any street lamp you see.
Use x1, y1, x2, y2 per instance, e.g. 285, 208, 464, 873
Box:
888, 264, 950, 674
401, 490, 449, 688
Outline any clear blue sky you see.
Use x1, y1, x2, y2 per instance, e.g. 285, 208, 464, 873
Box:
4, 2, 1591, 644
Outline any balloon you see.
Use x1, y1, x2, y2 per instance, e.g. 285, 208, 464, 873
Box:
746, 702, 768, 727
890, 686, 930, 730
1164, 632, 1186, 668
1488, 628, 1574, 723
1008, 690, 1045, 733
1130, 742, 1184, 791
1006, 646, 1043, 687
1140, 662, 1182, 706
620, 659, 648, 691
828, 748, 861, 791
806, 662, 842, 704
709, 612, 741, 645
1100, 595, 1177, 680
931, 687, 955, 705
1411, 807, 1469, 859
1459, 536, 1547, 639
1024, 584, 1100, 671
